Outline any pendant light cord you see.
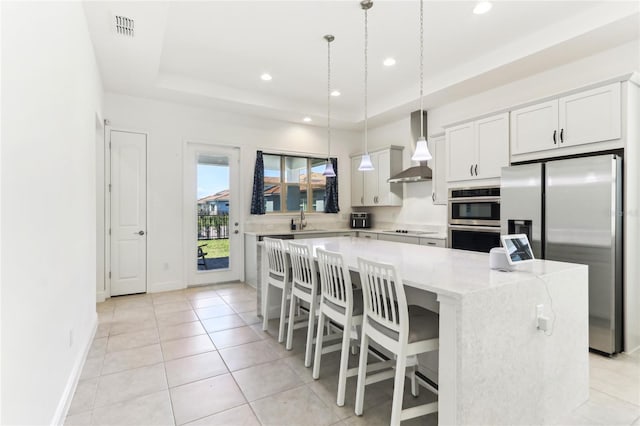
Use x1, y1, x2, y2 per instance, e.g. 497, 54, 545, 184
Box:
364, 6, 368, 153
420, 0, 424, 139
327, 36, 331, 161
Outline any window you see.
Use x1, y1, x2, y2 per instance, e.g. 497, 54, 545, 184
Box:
263, 154, 327, 213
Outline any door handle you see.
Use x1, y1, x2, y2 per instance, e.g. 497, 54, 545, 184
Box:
474, 164, 478, 176
470, 165, 473, 176
553, 130, 557, 144
135, 230, 145, 236
560, 128, 564, 143
432, 193, 435, 202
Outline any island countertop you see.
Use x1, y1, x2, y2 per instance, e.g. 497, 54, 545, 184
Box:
291, 236, 585, 299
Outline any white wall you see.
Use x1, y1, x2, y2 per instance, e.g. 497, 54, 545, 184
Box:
0, 2, 103, 424
103, 93, 360, 293
363, 40, 639, 228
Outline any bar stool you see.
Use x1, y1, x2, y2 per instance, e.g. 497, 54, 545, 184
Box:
355, 257, 439, 426
312, 248, 363, 406
262, 237, 291, 343
285, 241, 321, 367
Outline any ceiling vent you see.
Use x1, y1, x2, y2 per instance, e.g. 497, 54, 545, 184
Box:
114, 15, 134, 37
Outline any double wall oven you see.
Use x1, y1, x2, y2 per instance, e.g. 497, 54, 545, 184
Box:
448, 187, 501, 253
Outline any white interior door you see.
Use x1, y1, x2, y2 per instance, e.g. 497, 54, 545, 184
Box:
185, 143, 241, 286
110, 130, 147, 296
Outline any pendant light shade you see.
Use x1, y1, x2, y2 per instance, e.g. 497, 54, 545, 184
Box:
413, 0, 433, 163
412, 136, 432, 162
322, 160, 336, 177
358, 0, 374, 172
358, 153, 374, 171
322, 34, 336, 178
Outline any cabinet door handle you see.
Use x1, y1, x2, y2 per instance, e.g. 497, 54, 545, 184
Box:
470, 165, 473, 176
474, 164, 478, 176
432, 193, 435, 202
560, 128, 564, 143
553, 130, 557, 144
361, 196, 363, 205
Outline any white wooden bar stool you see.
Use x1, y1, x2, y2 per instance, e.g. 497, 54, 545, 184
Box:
355, 257, 439, 426
262, 237, 291, 343
285, 241, 321, 367
312, 248, 363, 406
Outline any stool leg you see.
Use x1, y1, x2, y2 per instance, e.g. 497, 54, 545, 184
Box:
286, 290, 296, 350
312, 311, 326, 380
390, 352, 407, 426
354, 328, 369, 416
278, 285, 288, 343
411, 364, 419, 397
262, 285, 270, 331
304, 300, 316, 367
336, 316, 352, 407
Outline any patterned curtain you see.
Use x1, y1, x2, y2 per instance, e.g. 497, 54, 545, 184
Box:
324, 157, 339, 213
250, 150, 265, 215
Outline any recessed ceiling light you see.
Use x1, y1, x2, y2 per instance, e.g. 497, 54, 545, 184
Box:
260, 73, 272, 81
383, 57, 396, 67
331, 90, 341, 97
473, 1, 492, 14
303, 117, 312, 122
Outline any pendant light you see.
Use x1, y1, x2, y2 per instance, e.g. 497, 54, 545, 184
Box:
322, 35, 336, 177
411, 0, 433, 162
358, 0, 374, 171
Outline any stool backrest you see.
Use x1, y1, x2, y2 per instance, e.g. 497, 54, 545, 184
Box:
264, 237, 289, 281
317, 248, 353, 313
357, 257, 408, 338
287, 241, 317, 293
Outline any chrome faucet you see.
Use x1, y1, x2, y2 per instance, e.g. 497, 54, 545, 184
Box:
299, 208, 307, 230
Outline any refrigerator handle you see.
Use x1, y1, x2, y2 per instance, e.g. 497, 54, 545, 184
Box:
553, 130, 557, 144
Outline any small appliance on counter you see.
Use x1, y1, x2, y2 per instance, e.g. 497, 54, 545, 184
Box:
350, 212, 371, 229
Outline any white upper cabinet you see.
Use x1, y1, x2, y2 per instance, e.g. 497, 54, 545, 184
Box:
351, 156, 364, 207
559, 83, 621, 147
511, 82, 621, 155
428, 133, 447, 205
446, 112, 509, 182
446, 121, 475, 182
351, 147, 403, 207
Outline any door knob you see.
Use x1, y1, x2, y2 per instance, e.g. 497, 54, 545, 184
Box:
135, 230, 145, 236
234, 230, 239, 234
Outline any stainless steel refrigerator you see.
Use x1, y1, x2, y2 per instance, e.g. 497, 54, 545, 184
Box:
501, 154, 623, 354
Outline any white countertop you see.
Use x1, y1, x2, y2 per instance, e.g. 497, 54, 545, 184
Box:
290, 236, 585, 299
245, 228, 447, 240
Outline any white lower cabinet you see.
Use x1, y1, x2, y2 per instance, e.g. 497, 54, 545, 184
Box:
357, 231, 378, 240
419, 237, 446, 248
377, 233, 419, 245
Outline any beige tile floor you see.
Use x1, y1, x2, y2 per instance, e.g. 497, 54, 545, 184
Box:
66, 282, 640, 426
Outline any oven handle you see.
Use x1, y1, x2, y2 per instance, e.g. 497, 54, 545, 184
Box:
448, 197, 501, 203
448, 225, 502, 233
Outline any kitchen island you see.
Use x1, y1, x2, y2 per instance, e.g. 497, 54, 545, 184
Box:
261, 236, 589, 425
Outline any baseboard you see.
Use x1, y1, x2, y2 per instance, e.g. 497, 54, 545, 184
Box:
148, 280, 184, 293
51, 314, 98, 425
96, 291, 106, 303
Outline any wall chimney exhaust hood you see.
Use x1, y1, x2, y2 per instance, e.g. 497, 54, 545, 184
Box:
388, 110, 432, 183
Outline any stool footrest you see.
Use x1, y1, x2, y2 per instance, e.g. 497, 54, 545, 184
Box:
400, 401, 438, 421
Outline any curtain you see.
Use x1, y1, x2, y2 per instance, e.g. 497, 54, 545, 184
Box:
324, 157, 339, 213
250, 150, 265, 215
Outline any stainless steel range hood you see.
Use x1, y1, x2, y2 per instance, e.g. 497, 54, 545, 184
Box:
388, 110, 432, 183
